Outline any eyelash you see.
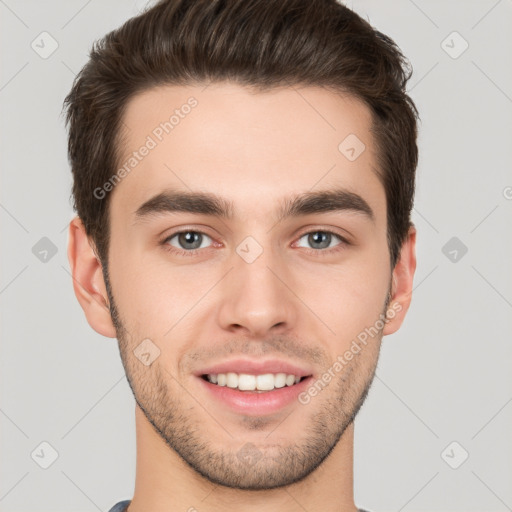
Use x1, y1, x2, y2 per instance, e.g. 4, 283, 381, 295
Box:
160, 228, 350, 257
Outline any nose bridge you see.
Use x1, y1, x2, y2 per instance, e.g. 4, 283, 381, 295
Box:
217, 233, 297, 335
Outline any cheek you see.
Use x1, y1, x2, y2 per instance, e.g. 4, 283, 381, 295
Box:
297, 259, 390, 340
108, 255, 173, 337
112, 253, 217, 357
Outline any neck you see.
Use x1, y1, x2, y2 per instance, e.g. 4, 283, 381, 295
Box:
128, 405, 358, 512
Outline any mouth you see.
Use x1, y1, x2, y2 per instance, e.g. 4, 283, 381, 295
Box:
197, 372, 314, 415
200, 372, 311, 392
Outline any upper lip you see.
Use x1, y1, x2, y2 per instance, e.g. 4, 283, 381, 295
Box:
195, 358, 313, 378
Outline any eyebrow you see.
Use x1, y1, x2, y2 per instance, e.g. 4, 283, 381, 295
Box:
133, 188, 375, 225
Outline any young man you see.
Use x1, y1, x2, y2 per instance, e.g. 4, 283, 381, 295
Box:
64, 1, 418, 511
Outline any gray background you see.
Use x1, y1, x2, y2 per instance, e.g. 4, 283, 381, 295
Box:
1, 0, 511, 511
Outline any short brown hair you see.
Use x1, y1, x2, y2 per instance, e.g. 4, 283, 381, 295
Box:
63, 0, 419, 271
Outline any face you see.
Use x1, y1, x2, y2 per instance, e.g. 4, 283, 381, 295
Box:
102, 82, 398, 490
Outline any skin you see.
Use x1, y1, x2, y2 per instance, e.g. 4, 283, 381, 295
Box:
68, 82, 416, 512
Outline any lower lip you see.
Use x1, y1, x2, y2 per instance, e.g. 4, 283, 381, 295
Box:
197, 375, 313, 416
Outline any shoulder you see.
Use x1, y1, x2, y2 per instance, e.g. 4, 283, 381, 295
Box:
108, 499, 131, 512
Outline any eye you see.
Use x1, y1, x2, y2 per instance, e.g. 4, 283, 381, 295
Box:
294, 230, 349, 254
160, 228, 350, 258
162, 230, 214, 255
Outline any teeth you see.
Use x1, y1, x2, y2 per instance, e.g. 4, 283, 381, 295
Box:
206, 372, 304, 391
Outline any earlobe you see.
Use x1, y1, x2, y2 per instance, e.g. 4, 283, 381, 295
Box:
67, 216, 117, 338
382, 225, 417, 336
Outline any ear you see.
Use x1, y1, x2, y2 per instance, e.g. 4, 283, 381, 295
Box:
67, 216, 117, 338
382, 224, 417, 336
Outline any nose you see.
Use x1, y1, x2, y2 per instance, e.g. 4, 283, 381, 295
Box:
216, 243, 298, 337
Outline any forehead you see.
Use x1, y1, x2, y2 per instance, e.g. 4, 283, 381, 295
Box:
110, 82, 385, 225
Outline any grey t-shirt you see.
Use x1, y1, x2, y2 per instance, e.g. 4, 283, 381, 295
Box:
108, 501, 131, 512
108, 500, 371, 512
